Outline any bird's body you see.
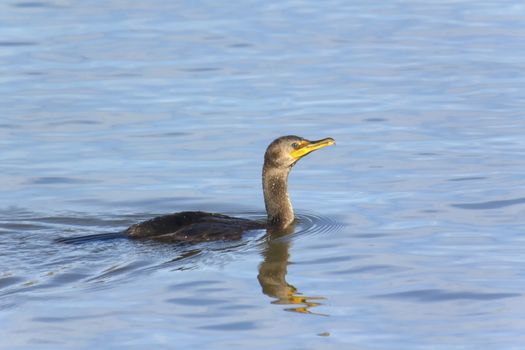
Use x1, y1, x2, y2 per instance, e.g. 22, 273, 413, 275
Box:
125, 211, 265, 242
58, 135, 334, 244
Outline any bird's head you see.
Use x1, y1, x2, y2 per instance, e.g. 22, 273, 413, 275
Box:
264, 135, 335, 169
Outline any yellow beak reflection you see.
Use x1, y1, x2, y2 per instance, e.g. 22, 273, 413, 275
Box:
290, 137, 336, 160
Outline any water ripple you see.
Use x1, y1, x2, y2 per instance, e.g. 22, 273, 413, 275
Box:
373, 289, 521, 302
199, 321, 258, 331
0, 276, 25, 289
0, 41, 37, 46
0, 209, 345, 301
294, 212, 346, 239
452, 197, 525, 209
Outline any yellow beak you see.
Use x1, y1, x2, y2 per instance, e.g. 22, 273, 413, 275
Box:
290, 137, 336, 160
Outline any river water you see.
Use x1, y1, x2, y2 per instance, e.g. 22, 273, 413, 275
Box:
1, 1, 525, 349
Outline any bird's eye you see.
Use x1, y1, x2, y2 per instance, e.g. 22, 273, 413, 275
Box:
291, 142, 300, 149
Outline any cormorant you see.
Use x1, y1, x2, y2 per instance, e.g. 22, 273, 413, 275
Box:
60, 135, 335, 243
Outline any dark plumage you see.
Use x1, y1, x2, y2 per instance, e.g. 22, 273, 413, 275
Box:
125, 211, 264, 242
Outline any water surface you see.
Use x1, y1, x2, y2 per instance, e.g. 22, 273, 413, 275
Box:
1, 1, 525, 349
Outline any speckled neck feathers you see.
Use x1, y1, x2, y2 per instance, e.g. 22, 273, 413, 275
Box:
262, 164, 294, 229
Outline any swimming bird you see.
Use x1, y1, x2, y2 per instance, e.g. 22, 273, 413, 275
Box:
60, 135, 335, 243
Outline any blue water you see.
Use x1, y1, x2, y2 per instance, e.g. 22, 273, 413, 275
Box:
2, 1, 525, 349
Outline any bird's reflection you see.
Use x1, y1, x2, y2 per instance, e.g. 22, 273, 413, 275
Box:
257, 224, 327, 315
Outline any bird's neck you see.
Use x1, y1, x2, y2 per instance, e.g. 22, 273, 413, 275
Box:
262, 165, 294, 228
